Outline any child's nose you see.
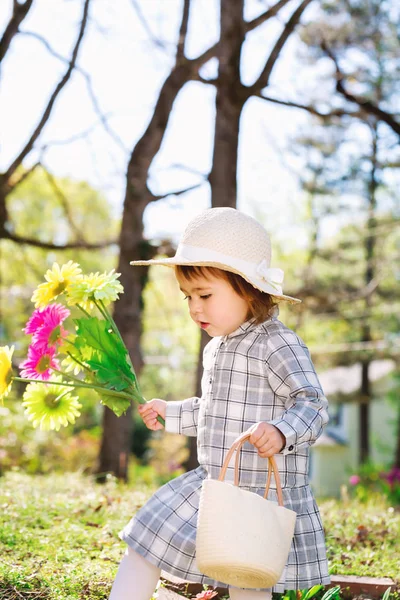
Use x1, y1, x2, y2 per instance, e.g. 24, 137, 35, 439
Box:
190, 298, 202, 315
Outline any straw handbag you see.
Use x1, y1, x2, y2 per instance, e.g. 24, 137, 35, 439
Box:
196, 431, 297, 589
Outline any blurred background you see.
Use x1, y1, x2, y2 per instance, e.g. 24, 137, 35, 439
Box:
0, 0, 399, 501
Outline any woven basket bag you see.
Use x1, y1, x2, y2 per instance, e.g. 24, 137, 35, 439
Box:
196, 431, 297, 589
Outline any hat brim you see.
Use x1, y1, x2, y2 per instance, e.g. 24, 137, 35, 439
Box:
130, 257, 301, 304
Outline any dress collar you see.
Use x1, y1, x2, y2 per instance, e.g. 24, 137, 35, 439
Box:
224, 306, 280, 340
224, 319, 258, 339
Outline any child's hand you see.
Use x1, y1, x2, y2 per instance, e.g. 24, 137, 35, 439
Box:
138, 399, 166, 431
247, 422, 286, 458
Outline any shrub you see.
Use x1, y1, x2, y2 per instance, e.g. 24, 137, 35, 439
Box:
348, 461, 400, 506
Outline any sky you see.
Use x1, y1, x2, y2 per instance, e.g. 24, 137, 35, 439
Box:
0, 0, 333, 248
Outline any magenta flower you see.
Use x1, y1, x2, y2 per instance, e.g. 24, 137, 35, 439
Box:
195, 591, 218, 600
24, 304, 70, 351
349, 475, 361, 486
382, 467, 400, 487
20, 346, 60, 381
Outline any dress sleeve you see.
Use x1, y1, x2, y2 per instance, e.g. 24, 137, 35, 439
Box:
165, 397, 200, 437
265, 329, 329, 455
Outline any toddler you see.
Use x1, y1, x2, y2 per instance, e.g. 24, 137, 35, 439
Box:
109, 207, 330, 600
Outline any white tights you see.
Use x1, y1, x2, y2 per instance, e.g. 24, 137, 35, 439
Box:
108, 547, 272, 600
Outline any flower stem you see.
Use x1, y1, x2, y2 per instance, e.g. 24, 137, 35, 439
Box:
77, 304, 91, 318
13, 376, 164, 425
14, 376, 132, 401
65, 351, 92, 374
54, 388, 75, 403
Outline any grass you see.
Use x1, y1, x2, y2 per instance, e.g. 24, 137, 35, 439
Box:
320, 495, 400, 580
0, 470, 155, 599
0, 471, 399, 599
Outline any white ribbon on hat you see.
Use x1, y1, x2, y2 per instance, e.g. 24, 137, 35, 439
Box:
172, 244, 286, 295
255, 259, 284, 292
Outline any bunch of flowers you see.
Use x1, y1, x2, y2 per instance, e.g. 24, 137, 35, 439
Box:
0, 261, 164, 431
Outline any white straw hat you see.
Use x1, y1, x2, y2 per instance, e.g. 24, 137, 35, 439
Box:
130, 207, 300, 304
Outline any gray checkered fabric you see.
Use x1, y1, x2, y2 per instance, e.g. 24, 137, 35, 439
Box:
121, 318, 330, 592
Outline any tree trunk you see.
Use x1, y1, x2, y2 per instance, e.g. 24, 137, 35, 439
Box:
97, 46, 205, 480
187, 1, 245, 469
209, 0, 245, 208
358, 122, 378, 465
359, 359, 371, 464
98, 196, 149, 480
97, 0, 317, 478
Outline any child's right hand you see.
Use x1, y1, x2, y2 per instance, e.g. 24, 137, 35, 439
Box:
138, 399, 166, 431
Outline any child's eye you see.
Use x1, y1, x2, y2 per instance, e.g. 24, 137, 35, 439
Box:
183, 296, 190, 301
200, 294, 211, 300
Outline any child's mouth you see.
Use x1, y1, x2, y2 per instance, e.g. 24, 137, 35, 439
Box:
200, 322, 209, 329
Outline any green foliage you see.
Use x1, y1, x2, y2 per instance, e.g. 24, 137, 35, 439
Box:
0, 390, 102, 475
277, 585, 341, 600
284, 0, 400, 375
1, 167, 119, 351
348, 461, 400, 506
320, 493, 400, 579
1, 473, 399, 598
139, 266, 199, 402
0, 471, 154, 599
144, 432, 189, 486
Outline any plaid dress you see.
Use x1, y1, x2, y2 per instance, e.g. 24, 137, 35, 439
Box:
121, 318, 331, 592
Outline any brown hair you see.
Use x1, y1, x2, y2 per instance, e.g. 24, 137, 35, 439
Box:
175, 265, 276, 325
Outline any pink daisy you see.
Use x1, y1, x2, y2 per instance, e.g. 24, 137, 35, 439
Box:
24, 304, 70, 351
20, 346, 60, 381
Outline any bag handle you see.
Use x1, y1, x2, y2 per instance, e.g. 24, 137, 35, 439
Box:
217, 431, 284, 506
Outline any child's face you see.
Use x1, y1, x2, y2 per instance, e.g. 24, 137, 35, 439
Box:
177, 271, 249, 337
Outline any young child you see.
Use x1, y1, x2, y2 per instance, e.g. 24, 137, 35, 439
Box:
109, 208, 330, 600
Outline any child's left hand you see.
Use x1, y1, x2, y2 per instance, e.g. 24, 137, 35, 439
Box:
247, 422, 286, 458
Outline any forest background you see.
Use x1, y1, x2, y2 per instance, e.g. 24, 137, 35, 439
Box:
0, 0, 399, 485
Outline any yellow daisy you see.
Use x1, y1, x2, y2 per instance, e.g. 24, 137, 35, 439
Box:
22, 379, 82, 431
0, 345, 14, 402
31, 261, 83, 308
67, 269, 123, 312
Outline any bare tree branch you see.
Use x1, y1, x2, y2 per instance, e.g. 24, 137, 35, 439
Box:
190, 0, 296, 73
256, 92, 362, 119
3, 0, 91, 183
130, 0, 169, 52
195, 73, 218, 85
19, 29, 68, 61
176, 0, 191, 62
0, 0, 34, 63
2, 230, 117, 250
7, 161, 40, 192
39, 113, 115, 147
246, 0, 292, 30
19, 30, 127, 152
321, 40, 400, 138
166, 163, 208, 178
247, 0, 314, 95
151, 181, 205, 202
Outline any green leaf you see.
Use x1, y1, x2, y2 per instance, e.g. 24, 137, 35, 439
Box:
321, 586, 341, 600
382, 588, 391, 600
304, 585, 324, 600
99, 393, 131, 417
86, 353, 131, 391
74, 317, 135, 387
